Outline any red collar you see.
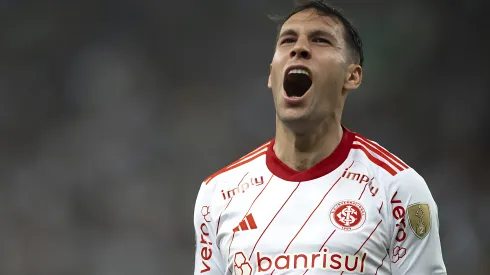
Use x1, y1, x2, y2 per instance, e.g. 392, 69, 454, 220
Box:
266, 127, 355, 182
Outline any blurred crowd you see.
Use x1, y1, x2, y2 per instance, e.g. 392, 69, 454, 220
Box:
0, 0, 488, 274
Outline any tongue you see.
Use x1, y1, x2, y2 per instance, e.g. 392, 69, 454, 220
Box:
284, 73, 312, 98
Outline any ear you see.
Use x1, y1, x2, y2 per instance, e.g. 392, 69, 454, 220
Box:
343, 64, 362, 94
267, 64, 272, 88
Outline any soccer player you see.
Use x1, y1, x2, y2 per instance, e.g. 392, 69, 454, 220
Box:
193, 1, 447, 274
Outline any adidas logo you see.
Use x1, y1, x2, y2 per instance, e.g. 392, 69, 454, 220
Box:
233, 214, 257, 232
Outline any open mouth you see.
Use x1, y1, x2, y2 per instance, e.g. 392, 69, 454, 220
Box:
284, 67, 312, 98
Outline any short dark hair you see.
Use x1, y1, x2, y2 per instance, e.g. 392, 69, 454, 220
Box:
271, 0, 364, 67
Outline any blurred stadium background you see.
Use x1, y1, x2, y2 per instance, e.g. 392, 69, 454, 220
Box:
0, 0, 489, 274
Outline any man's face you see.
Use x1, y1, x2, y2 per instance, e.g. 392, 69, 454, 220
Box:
268, 9, 360, 129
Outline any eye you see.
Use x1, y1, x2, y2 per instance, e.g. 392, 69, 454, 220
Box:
280, 38, 296, 44
313, 37, 330, 44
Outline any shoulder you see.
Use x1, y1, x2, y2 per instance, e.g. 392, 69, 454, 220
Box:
349, 132, 434, 200
194, 140, 271, 219
350, 132, 411, 182
202, 140, 271, 188
390, 168, 434, 203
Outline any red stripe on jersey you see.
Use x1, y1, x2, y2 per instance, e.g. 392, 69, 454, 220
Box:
355, 219, 383, 255
378, 201, 384, 213
238, 220, 248, 231
375, 254, 388, 275
340, 220, 383, 275
356, 135, 409, 169
246, 214, 257, 229
283, 176, 342, 253
228, 233, 236, 258
205, 151, 265, 185
237, 141, 270, 161
248, 182, 301, 261
243, 175, 273, 217
302, 229, 337, 275
216, 172, 249, 235
352, 144, 397, 176
228, 175, 273, 255
354, 138, 404, 173
354, 137, 405, 172
318, 230, 336, 252
358, 182, 368, 200
270, 177, 342, 275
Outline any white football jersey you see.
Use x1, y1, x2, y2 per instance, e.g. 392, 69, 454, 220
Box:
193, 128, 447, 275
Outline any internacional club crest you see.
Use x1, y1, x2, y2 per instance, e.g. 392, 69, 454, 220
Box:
330, 200, 366, 231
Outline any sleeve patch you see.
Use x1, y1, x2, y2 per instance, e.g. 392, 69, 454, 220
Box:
407, 203, 431, 239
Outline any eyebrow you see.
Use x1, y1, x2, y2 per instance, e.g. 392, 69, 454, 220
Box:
277, 29, 338, 43
278, 29, 298, 40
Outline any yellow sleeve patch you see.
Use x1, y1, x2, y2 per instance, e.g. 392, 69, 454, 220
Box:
407, 203, 431, 239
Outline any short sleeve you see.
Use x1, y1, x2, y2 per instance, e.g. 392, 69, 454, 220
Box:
193, 182, 226, 275
386, 169, 447, 275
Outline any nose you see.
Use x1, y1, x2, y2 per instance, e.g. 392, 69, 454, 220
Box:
289, 37, 311, 59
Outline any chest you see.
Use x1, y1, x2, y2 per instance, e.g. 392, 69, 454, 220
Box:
215, 176, 389, 273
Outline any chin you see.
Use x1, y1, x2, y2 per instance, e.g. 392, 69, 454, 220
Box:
277, 109, 314, 132
279, 109, 308, 121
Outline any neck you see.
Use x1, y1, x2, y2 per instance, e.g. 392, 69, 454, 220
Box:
273, 118, 343, 171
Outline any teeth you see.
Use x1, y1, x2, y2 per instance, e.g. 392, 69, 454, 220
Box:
288, 69, 310, 76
